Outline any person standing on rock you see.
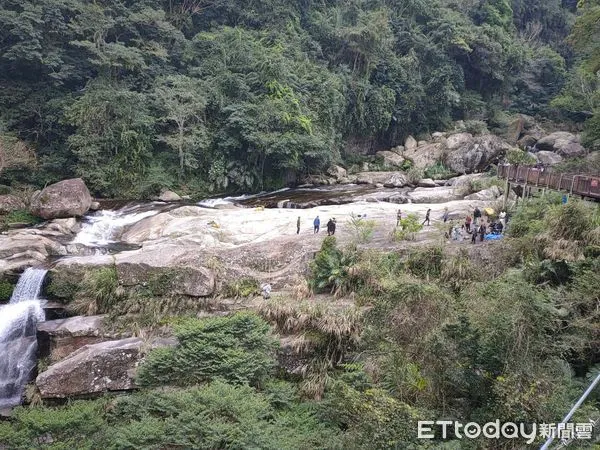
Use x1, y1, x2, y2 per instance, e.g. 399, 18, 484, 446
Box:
499, 211, 506, 233
478, 223, 486, 242
327, 219, 334, 236
465, 215, 472, 233
471, 226, 477, 244
442, 207, 449, 223
314, 216, 320, 234
396, 209, 402, 226
297, 216, 301, 234
332, 218, 337, 235
422, 209, 431, 226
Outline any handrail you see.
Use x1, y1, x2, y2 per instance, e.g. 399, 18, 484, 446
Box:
498, 164, 600, 200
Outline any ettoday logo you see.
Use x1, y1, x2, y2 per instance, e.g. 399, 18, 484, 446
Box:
417, 420, 595, 444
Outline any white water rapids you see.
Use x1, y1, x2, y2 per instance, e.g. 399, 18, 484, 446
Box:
0, 268, 47, 409
73, 205, 161, 246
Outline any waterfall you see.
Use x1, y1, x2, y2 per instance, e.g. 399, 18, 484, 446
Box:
9, 268, 47, 303
0, 268, 47, 409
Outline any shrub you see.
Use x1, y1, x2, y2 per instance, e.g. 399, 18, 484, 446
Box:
223, 277, 260, 298
406, 166, 424, 184
505, 148, 536, 165
348, 214, 376, 244
0, 400, 105, 448
404, 245, 444, 279
424, 162, 455, 180
393, 213, 423, 241
0, 209, 41, 230
137, 313, 277, 387
309, 237, 358, 296
0, 279, 14, 302
463, 119, 489, 135
322, 378, 426, 449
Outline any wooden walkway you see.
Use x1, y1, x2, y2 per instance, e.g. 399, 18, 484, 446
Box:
498, 164, 600, 200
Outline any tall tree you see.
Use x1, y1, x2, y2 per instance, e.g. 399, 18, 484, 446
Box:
153, 75, 209, 177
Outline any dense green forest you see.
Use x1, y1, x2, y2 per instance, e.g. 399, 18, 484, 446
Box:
0, 0, 598, 198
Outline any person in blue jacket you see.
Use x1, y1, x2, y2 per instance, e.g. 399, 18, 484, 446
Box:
313, 216, 320, 234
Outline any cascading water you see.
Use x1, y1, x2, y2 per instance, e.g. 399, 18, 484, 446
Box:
0, 268, 47, 409
73, 205, 160, 246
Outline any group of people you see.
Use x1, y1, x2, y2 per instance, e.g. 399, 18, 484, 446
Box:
464, 207, 507, 244
300, 215, 337, 235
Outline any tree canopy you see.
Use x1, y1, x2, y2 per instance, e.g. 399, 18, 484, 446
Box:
0, 0, 593, 197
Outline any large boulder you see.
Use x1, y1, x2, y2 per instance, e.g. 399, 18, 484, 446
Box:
445, 135, 511, 174
446, 173, 487, 187
417, 178, 438, 188
0, 233, 66, 274
376, 151, 405, 169
536, 132, 585, 158
157, 190, 182, 202
407, 186, 463, 203
356, 171, 409, 188
404, 135, 418, 151
37, 315, 108, 363
517, 135, 538, 150
54, 242, 216, 298
535, 151, 564, 166
446, 132, 474, 150
507, 117, 524, 144
30, 178, 92, 219
464, 186, 502, 201
117, 260, 215, 297
327, 165, 347, 180
0, 195, 25, 214
36, 338, 144, 398
401, 143, 445, 170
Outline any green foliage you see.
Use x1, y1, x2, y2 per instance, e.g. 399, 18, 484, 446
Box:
0, 400, 105, 449
0, 279, 14, 301
1, 209, 41, 230
0, 383, 342, 449
0, 0, 584, 196
137, 313, 277, 387
405, 245, 444, 279
309, 237, 358, 296
322, 378, 426, 449
69, 266, 124, 315
424, 162, 456, 180
223, 277, 260, 298
393, 213, 423, 241
505, 148, 537, 165
348, 214, 376, 244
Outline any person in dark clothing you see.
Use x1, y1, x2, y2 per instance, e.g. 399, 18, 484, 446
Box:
473, 207, 482, 226
422, 209, 431, 226
296, 216, 301, 234
327, 219, 334, 236
471, 227, 477, 244
396, 209, 402, 226
332, 218, 337, 235
442, 207, 449, 223
314, 216, 320, 234
479, 223, 486, 242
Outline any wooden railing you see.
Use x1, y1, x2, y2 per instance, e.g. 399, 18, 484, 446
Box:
498, 164, 600, 200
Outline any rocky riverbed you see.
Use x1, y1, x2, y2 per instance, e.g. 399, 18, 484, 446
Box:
2, 121, 589, 406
